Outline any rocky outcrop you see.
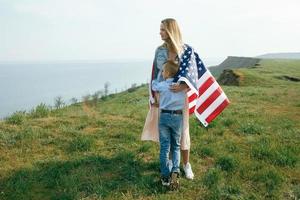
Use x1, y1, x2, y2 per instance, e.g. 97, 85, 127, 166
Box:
217, 69, 243, 86
209, 56, 261, 78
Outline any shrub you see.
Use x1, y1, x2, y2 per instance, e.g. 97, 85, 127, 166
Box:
127, 83, 138, 93
5, 111, 26, 125
91, 90, 103, 106
30, 103, 50, 118
104, 82, 110, 96
54, 96, 65, 109
70, 97, 78, 104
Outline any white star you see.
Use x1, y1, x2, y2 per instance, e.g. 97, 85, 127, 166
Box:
183, 63, 186, 66
184, 55, 187, 58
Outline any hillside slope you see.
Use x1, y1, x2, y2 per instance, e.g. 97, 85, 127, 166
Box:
257, 52, 300, 59
210, 56, 261, 78
0, 59, 299, 200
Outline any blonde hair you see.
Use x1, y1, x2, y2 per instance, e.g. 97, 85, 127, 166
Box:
161, 18, 184, 56
163, 60, 179, 77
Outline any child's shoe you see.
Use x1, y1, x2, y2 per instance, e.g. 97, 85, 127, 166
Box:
169, 172, 180, 190
161, 176, 170, 186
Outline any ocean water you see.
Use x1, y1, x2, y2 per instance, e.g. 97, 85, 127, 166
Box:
0, 58, 223, 119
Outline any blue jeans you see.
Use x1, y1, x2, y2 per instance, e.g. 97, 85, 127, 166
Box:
159, 112, 183, 177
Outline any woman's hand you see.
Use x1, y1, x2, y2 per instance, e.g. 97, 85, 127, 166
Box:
152, 92, 159, 107
170, 82, 188, 92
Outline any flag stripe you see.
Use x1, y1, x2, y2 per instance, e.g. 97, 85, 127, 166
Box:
206, 99, 230, 123
196, 70, 210, 88
189, 105, 196, 114
189, 97, 197, 109
200, 93, 227, 120
197, 87, 222, 114
196, 81, 220, 106
188, 92, 198, 103
199, 76, 214, 95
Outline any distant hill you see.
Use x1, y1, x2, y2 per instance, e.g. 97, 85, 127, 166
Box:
210, 56, 261, 78
257, 52, 300, 59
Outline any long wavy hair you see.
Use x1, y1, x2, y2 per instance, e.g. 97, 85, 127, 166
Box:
161, 18, 184, 56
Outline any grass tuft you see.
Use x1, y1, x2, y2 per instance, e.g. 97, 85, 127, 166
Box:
68, 136, 94, 152
215, 156, 238, 172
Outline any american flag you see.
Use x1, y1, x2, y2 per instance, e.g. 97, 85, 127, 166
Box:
172, 45, 229, 127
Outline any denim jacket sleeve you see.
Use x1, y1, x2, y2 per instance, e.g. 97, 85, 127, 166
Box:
153, 46, 168, 82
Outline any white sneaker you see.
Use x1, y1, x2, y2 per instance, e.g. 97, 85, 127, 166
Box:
183, 162, 194, 180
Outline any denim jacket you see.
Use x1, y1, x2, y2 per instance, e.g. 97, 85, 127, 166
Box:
153, 45, 169, 82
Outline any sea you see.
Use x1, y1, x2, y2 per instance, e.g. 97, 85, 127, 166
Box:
0, 58, 224, 119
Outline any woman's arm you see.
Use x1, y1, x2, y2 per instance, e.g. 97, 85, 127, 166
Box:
170, 82, 189, 92
153, 92, 159, 107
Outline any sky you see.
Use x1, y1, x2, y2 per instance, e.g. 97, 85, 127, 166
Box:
0, 0, 300, 62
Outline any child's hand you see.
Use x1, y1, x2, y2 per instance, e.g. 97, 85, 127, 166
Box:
170, 82, 188, 92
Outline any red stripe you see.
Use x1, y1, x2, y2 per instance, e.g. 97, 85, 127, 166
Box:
187, 90, 197, 114
198, 76, 214, 95
205, 99, 230, 123
188, 92, 197, 103
197, 87, 222, 114
189, 105, 196, 114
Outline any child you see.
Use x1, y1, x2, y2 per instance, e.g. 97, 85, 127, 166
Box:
152, 60, 185, 190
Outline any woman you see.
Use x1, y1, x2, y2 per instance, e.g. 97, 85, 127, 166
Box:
141, 18, 194, 179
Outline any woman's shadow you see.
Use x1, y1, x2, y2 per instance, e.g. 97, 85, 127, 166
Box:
0, 151, 166, 199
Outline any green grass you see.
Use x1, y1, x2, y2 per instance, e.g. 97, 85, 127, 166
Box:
0, 59, 299, 199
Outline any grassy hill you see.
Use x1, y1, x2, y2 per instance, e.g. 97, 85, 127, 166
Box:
0, 59, 299, 200
257, 52, 300, 60
209, 56, 261, 78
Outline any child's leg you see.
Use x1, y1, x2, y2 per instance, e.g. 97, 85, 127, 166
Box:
159, 113, 171, 177
170, 114, 183, 173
